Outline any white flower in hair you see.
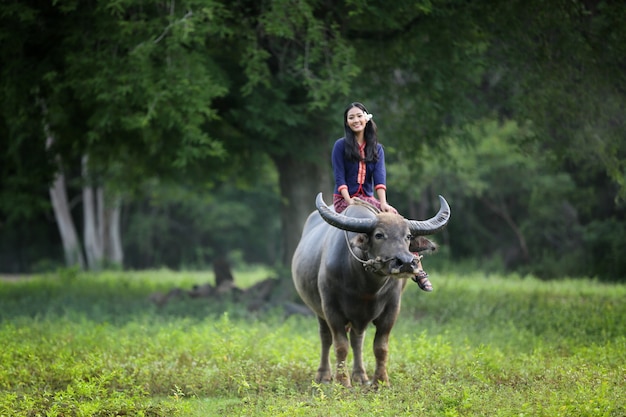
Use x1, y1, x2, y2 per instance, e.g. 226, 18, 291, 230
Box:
365, 113, 373, 122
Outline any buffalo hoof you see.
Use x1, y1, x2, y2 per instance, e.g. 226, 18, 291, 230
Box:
315, 369, 332, 384
372, 370, 390, 388
351, 372, 369, 385
334, 370, 352, 388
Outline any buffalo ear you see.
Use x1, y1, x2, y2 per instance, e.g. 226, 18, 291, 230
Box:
350, 233, 370, 251
409, 236, 438, 255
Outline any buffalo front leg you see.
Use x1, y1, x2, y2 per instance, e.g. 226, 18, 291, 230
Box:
372, 310, 399, 387
330, 324, 352, 387
315, 316, 332, 383
349, 327, 369, 384
372, 329, 390, 386
371, 302, 401, 387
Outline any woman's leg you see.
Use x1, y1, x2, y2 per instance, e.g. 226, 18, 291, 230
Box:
333, 194, 349, 213
412, 255, 433, 292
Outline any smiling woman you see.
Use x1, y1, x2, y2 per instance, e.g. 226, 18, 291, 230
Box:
331, 102, 395, 215
331, 101, 434, 292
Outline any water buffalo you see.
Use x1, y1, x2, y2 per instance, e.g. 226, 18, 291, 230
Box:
291, 193, 450, 387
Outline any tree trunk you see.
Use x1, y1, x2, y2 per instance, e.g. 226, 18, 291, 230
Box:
213, 256, 234, 287
41, 100, 122, 271
274, 153, 332, 267
82, 155, 104, 270
106, 197, 124, 266
45, 136, 86, 269
42, 98, 85, 269
481, 197, 530, 263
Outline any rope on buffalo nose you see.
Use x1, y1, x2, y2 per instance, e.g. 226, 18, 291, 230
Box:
343, 231, 389, 273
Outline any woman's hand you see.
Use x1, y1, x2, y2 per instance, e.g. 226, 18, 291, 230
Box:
380, 202, 398, 214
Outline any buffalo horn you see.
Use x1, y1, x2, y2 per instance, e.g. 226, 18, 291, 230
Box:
406, 195, 451, 236
315, 193, 378, 233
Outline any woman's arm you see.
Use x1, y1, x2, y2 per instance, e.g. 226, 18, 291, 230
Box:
331, 139, 348, 193
373, 145, 397, 213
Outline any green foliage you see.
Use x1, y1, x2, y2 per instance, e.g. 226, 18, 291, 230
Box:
481, 1, 626, 200
61, 0, 230, 173
352, 0, 488, 149
123, 160, 281, 270
583, 218, 626, 280
0, 270, 624, 416
238, 0, 358, 109
387, 118, 626, 279
1, 0, 232, 197
2, 0, 626, 283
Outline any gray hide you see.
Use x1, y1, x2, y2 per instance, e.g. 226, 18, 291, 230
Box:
291, 193, 450, 387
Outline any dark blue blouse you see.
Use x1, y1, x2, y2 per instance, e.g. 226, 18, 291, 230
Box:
332, 138, 387, 197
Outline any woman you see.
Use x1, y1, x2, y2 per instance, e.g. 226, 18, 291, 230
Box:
331, 102, 433, 292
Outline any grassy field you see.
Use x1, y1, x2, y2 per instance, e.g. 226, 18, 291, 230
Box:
0, 267, 624, 416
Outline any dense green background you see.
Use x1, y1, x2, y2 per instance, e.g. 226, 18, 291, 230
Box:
1, 0, 625, 281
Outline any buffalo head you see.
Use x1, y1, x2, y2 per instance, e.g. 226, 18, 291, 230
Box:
314, 193, 450, 277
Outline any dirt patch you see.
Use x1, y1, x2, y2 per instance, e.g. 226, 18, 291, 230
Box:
0, 274, 32, 281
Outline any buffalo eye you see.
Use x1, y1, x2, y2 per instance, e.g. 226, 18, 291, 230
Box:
407, 234, 413, 241
374, 232, 385, 240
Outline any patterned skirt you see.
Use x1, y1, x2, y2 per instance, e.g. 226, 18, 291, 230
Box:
333, 193, 382, 214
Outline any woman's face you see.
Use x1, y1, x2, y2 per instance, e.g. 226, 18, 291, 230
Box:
346, 106, 369, 135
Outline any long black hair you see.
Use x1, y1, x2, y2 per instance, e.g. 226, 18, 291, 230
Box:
343, 102, 379, 162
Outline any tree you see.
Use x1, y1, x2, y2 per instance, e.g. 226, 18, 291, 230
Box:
392, 119, 591, 276
2, 0, 625, 282
210, 0, 488, 268
1, 1, 230, 269
46, 130, 85, 269
479, 0, 626, 199
208, 0, 361, 268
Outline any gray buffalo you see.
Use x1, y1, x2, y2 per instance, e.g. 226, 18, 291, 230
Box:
291, 193, 450, 387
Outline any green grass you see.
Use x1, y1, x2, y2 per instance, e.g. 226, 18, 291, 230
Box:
1, 268, 624, 416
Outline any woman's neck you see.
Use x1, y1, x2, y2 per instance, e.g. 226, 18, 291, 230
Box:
355, 132, 365, 144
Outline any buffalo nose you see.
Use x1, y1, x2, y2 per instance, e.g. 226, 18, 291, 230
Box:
392, 254, 417, 273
